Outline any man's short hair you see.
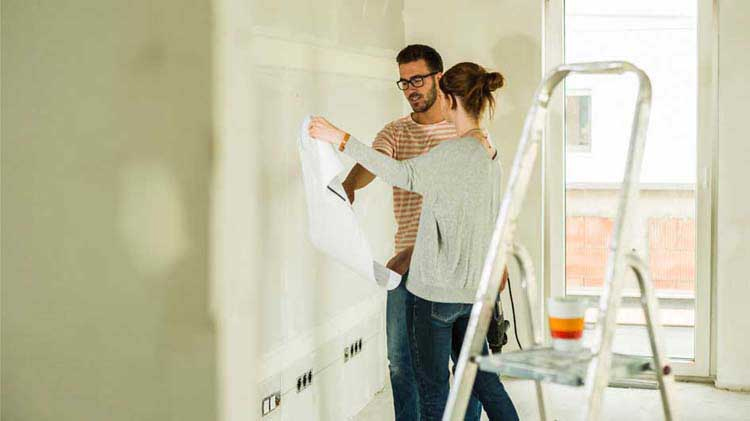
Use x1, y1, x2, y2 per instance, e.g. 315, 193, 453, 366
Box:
396, 44, 444, 73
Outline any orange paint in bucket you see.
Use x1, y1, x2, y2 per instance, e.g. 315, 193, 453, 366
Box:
548, 297, 588, 351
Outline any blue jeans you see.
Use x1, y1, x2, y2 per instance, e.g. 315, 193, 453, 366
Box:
409, 296, 519, 421
387, 273, 483, 421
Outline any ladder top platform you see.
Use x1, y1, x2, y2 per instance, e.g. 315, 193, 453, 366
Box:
474, 347, 655, 387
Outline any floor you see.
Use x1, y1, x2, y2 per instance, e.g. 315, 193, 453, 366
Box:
583, 324, 694, 359
353, 375, 750, 420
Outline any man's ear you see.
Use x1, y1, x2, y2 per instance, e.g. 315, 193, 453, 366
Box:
435, 73, 443, 88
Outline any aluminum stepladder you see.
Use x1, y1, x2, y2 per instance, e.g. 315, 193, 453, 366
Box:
444, 61, 676, 421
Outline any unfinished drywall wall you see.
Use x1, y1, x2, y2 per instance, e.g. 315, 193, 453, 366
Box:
248, 0, 403, 356
211, 1, 261, 420
715, 0, 750, 391
1, 1, 217, 420
237, 1, 407, 419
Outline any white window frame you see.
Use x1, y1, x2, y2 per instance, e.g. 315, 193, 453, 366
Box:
542, 0, 716, 378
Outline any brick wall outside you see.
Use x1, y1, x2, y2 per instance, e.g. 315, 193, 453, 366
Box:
566, 216, 613, 289
647, 217, 695, 290
565, 216, 695, 291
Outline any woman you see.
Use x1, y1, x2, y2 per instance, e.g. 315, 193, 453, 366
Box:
309, 62, 518, 420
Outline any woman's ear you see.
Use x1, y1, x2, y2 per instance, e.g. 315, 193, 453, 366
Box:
447, 93, 455, 110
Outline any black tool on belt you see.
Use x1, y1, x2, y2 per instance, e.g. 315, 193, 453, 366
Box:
486, 296, 510, 354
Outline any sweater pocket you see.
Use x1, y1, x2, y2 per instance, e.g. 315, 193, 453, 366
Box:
435, 217, 443, 249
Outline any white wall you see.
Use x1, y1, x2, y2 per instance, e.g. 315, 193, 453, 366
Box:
212, 1, 261, 419
2, 1, 217, 420
715, 0, 750, 391
239, 1, 407, 419
403, 0, 545, 346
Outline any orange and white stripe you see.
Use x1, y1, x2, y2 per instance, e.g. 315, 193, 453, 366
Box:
549, 317, 585, 339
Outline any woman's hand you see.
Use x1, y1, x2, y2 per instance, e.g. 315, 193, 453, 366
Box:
308, 116, 347, 145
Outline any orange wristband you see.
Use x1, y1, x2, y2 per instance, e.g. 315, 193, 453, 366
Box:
338, 132, 351, 151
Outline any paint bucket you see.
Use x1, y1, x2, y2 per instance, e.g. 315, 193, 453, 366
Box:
548, 297, 587, 352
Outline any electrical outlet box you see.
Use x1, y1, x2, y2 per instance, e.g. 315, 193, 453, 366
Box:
261, 392, 280, 417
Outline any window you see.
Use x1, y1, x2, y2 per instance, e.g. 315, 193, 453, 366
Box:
566, 91, 592, 152
560, 0, 703, 363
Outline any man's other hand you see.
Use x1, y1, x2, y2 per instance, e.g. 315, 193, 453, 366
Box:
342, 179, 355, 204
386, 246, 414, 275
341, 164, 376, 205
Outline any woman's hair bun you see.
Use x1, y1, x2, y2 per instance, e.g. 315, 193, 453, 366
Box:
484, 72, 504, 91
440, 62, 505, 119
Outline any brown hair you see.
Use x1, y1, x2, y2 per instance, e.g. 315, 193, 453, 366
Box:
396, 44, 444, 73
438, 62, 504, 120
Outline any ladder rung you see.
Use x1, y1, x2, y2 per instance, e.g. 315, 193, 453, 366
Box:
609, 378, 658, 389
474, 347, 654, 387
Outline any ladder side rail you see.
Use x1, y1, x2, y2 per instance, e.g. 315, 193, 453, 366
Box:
511, 243, 547, 420
582, 64, 652, 420
512, 242, 543, 347
626, 253, 676, 421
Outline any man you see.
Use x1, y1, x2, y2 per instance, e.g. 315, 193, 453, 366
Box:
341, 44, 484, 421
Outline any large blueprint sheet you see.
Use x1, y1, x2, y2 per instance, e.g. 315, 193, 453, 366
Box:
298, 117, 401, 290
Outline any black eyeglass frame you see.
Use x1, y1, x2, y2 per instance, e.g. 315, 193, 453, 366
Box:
396, 71, 439, 91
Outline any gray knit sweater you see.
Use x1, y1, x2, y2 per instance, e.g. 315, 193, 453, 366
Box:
343, 136, 502, 303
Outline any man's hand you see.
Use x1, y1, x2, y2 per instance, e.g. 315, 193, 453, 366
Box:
386, 246, 414, 275
342, 179, 355, 204
342, 164, 375, 204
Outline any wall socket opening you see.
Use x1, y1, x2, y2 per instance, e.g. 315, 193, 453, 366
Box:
344, 337, 363, 362
296, 369, 313, 393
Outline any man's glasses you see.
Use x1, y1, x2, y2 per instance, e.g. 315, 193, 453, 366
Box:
396, 72, 439, 91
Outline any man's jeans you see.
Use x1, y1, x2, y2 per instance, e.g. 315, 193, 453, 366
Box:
387, 273, 483, 421
409, 296, 520, 421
